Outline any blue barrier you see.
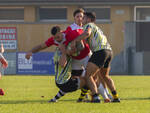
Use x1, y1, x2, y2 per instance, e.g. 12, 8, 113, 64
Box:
17, 52, 55, 75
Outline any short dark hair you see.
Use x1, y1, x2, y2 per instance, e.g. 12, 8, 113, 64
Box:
73, 8, 84, 17
51, 26, 61, 35
84, 12, 96, 22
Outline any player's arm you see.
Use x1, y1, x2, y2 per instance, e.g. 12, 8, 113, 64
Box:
58, 44, 67, 67
25, 43, 48, 60
76, 27, 92, 41
71, 27, 92, 50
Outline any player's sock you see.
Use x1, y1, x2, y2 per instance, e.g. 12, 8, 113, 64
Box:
49, 90, 66, 102
98, 83, 109, 99
111, 90, 120, 102
111, 90, 118, 99
77, 86, 88, 102
105, 88, 113, 100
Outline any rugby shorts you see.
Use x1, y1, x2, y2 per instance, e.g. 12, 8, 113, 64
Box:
56, 77, 80, 93
88, 49, 113, 68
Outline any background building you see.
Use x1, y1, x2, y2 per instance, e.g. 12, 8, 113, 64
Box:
0, 0, 150, 75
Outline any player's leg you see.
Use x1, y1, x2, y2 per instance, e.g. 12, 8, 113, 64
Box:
0, 54, 6, 95
49, 48, 71, 102
77, 85, 89, 102
51, 75, 87, 102
71, 70, 89, 102
0, 53, 8, 68
84, 62, 100, 102
48, 89, 66, 102
99, 76, 113, 100
100, 50, 120, 102
71, 57, 90, 102
94, 71, 111, 103
100, 67, 120, 102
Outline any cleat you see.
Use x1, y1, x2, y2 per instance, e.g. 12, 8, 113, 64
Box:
77, 94, 89, 102
77, 98, 83, 102
0, 88, 4, 96
77, 97, 90, 103
48, 99, 57, 103
91, 94, 101, 103
111, 98, 120, 103
104, 98, 111, 103
91, 98, 101, 103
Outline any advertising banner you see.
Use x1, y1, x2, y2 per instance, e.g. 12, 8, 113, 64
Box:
17, 52, 55, 75
0, 27, 17, 49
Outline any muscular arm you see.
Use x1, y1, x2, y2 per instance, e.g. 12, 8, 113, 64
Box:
29, 43, 48, 53
71, 27, 92, 49
58, 44, 67, 67
76, 27, 92, 42
25, 43, 48, 60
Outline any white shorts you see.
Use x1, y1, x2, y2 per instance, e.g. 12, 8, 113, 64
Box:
71, 51, 92, 70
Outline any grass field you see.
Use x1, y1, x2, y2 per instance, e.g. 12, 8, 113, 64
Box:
0, 75, 150, 113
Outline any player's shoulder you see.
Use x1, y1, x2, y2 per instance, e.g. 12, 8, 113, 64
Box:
85, 23, 93, 27
46, 36, 55, 44
48, 36, 54, 40
84, 23, 95, 30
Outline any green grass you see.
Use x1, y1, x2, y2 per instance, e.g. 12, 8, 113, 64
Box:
0, 75, 150, 113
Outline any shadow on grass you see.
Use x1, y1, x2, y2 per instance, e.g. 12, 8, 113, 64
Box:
1, 97, 150, 104
121, 97, 150, 101
0, 99, 76, 104
0, 100, 49, 104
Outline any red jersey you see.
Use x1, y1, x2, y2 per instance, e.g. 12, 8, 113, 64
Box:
65, 23, 90, 60
65, 23, 83, 40
45, 33, 71, 47
45, 23, 90, 60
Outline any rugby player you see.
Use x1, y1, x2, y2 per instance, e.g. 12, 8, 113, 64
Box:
26, 26, 111, 103
71, 12, 120, 103
0, 43, 8, 96
25, 25, 92, 102
51, 8, 90, 102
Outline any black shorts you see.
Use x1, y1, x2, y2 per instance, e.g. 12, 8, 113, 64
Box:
88, 49, 113, 68
71, 70, 83, 77
56, 78, 79, 93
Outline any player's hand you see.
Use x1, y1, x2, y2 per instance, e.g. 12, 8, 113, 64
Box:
25, 52, 32, 60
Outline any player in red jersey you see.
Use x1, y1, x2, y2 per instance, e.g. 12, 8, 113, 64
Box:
25, 25, 92, 101
49, 9, 91, 102
0, 43, 8, 96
